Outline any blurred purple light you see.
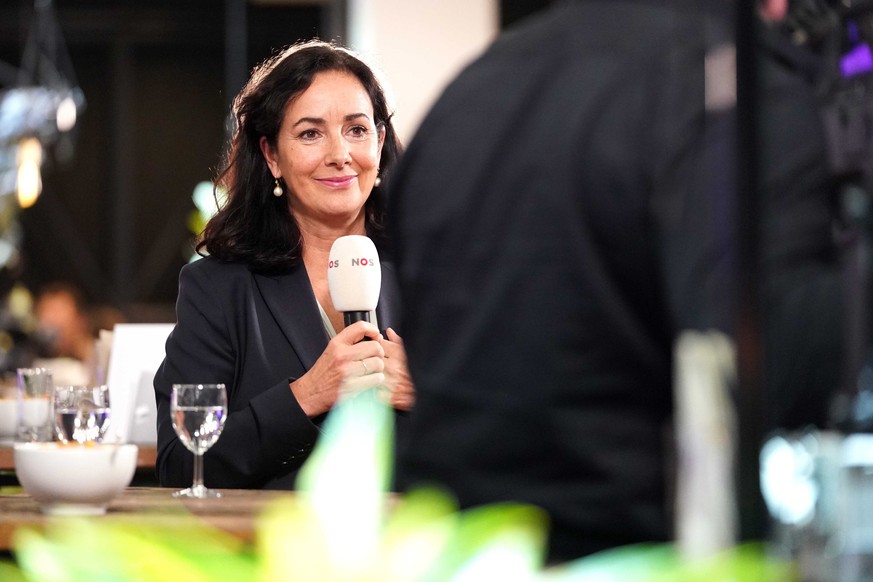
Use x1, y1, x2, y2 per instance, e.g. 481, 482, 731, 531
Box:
842, 43, 873, 78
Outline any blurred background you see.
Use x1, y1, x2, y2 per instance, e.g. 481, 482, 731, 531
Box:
0, 0, 552, 372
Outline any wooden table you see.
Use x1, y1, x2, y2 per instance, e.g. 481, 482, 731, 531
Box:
0, 487, 289, 551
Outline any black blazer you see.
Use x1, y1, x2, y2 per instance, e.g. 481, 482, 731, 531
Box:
153, 255, 401, 489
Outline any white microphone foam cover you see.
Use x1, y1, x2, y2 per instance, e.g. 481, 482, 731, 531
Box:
327, 235, 382, 312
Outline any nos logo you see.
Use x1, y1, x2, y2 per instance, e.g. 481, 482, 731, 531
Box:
328, 257, 377, 269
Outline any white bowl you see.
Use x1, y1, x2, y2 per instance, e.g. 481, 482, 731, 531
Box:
14, 442, 138, 515
0, 398, 16, 440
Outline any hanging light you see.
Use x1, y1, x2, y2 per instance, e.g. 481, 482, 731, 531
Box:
55, 93, 78, 132
16, 137, 42, 208
0, 0, 86, 211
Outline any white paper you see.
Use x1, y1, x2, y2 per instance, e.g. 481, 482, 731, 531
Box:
105, 323, 174, 444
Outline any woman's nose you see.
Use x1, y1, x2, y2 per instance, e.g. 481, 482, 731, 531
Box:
324, 134, 352, 166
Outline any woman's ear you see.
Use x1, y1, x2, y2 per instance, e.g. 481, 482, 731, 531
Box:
259, 136, 280, 178
376, 124, 386, 157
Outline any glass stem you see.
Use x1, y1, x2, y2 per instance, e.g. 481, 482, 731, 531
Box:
192, 452, 205, 494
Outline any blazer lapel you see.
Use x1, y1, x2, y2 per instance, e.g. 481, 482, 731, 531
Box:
254, 266, 327, 371
376, 261, 400, 332
255, 260, 400, 369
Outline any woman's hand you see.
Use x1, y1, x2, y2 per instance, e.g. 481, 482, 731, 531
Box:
290, 321, 385, 417
378, 327, 416, 411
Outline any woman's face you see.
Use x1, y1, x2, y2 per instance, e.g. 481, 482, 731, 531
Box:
261, 70, 384, 230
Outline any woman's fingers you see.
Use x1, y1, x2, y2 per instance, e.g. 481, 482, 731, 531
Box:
331, 325, 415, 410
346, 355, 385, 377
340, 372, 386, 395
379, 327, 406, 361
391, 390, 415, 411
385, 327, 403, 345
340, 320, 382, 343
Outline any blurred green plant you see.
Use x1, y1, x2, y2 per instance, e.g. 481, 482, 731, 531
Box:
3, 388, 795, 581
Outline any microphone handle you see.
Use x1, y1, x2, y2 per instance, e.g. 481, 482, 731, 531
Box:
343, 311, 371, 327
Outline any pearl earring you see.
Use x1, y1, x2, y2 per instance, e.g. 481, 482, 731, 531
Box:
273, 179, 283, 197
374, 176, 382, 188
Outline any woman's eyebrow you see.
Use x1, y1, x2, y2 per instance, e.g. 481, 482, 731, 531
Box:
291, 113, 371, 128
292, 116, 325, 128
345, 113, 371, 122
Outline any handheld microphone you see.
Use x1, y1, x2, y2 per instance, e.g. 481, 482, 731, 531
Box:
327, 235, 382, 328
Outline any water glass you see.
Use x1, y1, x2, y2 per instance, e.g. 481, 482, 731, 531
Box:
54, 385, 112, 444
16, 368, 54, 442
761, 430, 873, 582
171, 383, 227, 498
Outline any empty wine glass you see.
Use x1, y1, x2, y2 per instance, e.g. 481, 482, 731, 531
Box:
170, 383, 227, 498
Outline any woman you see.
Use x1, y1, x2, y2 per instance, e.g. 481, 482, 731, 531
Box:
154, 40, 413, 489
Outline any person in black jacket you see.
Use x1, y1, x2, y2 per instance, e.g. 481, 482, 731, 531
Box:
154, 40, 414, 490
388, 0, 842, 563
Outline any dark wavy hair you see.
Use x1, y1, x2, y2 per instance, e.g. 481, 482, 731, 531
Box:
198, 39, 402, 272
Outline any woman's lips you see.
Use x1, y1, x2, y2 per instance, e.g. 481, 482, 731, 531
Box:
317, 176, 356, 188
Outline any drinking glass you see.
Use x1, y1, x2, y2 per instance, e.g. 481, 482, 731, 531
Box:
170, 383, 227, 498
54, 385, 112, 444
16, 368, 54, 442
